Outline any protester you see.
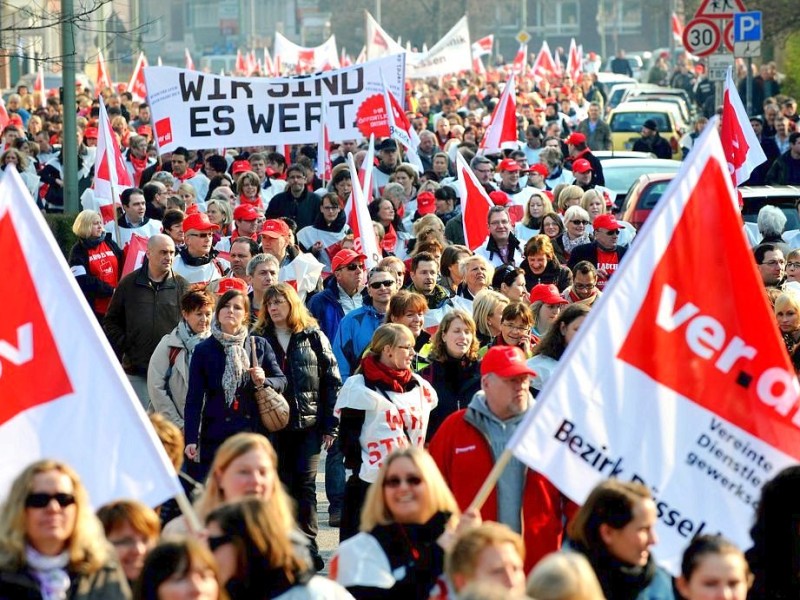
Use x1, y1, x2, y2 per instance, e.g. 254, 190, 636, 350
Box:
475, 205, 524, 268
472, 289, 510, 347
440, 245, 473, 295
334, 324, 438, 540
521, 234, 573, 292
528, 303, 590, 393
148, 289, 215, 431
134, 538, 223, 600
456, 254, 494, 300
529, 284, 569, 344
566, 480, 675, 600
541, 212, 568, 263
386, 290, 431, 359
526, 552, 606, 600
332, 447, 469, 598
69, 209, 124, 320
568, 214, 628, 290
96, 500, 160, 586
514, 190, 554, 243
296, 192, 350, 272
774, 290, 800, 372
492, 265, 528, 302
0, 460, 130, 598
677, 536, 751, 600
183, 282, 286, 482
251, 283, 341, 571
558, 206, 592, 263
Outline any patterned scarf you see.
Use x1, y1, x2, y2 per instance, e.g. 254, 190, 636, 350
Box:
25, 546, 70, 600
176, 318, 211, 364
561, 231, 591, 255
211, 320, 249, 407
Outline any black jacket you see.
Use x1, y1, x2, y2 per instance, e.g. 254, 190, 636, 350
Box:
262, 327, 341, 435
68, 233, 124, 318
419, 356, 481, 440
633, 133, 673, 159
521, 257, 573, 292
567, 242, 628, 270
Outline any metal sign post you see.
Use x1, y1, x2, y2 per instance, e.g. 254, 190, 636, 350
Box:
733, 11, 762, 115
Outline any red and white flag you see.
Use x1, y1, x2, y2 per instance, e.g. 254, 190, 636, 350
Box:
316, 102, 333, 183
345, 136, 381, 268
472, 35, 494, 58
121, 233, 148, 277
96, 51, 112, 97
721, 66, 766, 187
456, 152, 493, 251
93, 97, 134, 224
247, 50, 258, 76
0, 97, 9, 131
127, 52, 148, 102
33, 66, 46, 108
279, 253, 324, 302
511, 43, 527, 76
235, 50, 247, 74
510, 123, 799, 572
531, 41, 558, 85
566, 38, 582, 81
381, 78, 424, 173
672, 13, 684, 44
0, 167, 181, 508
184, 48, 195, 71
264, 48, 276, 76
478, 73, 518, 155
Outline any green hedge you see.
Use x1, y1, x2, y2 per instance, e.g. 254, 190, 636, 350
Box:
783, 32, 800, 102
44, 213, 79, 259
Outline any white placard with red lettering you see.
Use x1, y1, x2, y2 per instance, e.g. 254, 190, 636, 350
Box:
510, 123, 800, 573
273, 33, 340, 73
143, 55, 406, 154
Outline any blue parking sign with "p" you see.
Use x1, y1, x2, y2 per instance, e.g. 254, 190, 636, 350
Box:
734, 11, 762, 42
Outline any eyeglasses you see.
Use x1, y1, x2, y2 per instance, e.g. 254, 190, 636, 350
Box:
369, 279, 394, 289
574, 283, 596, 291
502, 323, 531, 334
762, 260, 786, 267
787, 261, 800, 269
570, 220, 589, 226
395, 345, 415, 353
267, 298, 288, 307
384, 475, 423, 488
188, 232, 213, 239
341, 263, 364, 272
110, 536, 150, 549
207, 534, 233, 552
322, 205, 340, 211
598, 229, 620, 236
25, 493, 76, 509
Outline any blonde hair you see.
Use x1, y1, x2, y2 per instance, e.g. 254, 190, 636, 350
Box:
472, 289, 510, 338
413, 214, 446, 237
177, 182, 196, 200
458, 254, 495, 283
363, 323, 415, 361
72, 209, 104, 238
774, 291, 800, 316
526, 552, 606, 600
193, 433, 294, 528
558, 185, 586, 213
523, 192, 554, 227
253, 282, 318, 335
446, 522, 525, 582
149, 413, 184, 471
1, 147, 29, 171
429, 310, 479, 362
206, 198, 233, 228
360, 448, 460, 531
0, 460, 109, 573
580, 189, 604, 214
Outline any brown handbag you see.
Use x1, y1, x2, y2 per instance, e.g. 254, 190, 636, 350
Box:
250, 337, 290, 432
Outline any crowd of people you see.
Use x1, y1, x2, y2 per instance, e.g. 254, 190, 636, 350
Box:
2, 45, 799, 600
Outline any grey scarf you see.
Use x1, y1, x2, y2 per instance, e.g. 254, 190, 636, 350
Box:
211, 320, 249, 407
561, 231, 591, 255
176, 318, 210, 364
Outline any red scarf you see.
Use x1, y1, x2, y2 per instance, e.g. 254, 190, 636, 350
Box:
360, 354, 413, 393
174, 167, 196, 182
382, 223, 398, 254
238, 193, 264, 210
129, 154, 148, 186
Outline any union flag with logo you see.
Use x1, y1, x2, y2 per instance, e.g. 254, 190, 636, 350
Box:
509, 122, 800, 573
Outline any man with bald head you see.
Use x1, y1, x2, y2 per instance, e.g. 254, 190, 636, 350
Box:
104, 234, 189, 408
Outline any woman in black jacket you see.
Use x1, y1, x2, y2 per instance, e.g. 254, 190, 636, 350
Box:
68, 210, 124, 320
251, 282, 342, 572
520, 234, 572, 292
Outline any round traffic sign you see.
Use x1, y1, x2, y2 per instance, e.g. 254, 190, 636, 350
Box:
683, 18, 721, 57
723, 20, 734, 52
516, 31, 530, 44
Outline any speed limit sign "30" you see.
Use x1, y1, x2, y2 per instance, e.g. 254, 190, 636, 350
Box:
683, 17, 722, 57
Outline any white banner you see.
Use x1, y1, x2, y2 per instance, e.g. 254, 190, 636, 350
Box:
143, 56, 406, 154
273, 33, 341, 73
510, 123, 800, 573
365, 12, 471, 78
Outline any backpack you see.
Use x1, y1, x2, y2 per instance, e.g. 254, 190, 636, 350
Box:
163, 346, 182, 400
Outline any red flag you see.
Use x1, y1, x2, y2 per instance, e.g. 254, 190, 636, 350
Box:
672, 13, 684, 43
0, 167, 181, 507
96, 51, 112, 97
126, 52, 148, 102
381, 80, 424, 173
567, 38, 582, 81
33, 67, 46, 109
532, 41, 558, 85
456, 153, 493, 250
721, 67, 766, 187
512, 43, 527, 76
184, 48, 195, 70
235, 50, 247, 74
344, 136, 381, 268
472, 35, 494, 58
264, 48, 276, 76
478, 73, 517, 155
121, 234, 148, 277
247, 50, 258, 75
94, 97, 134, 224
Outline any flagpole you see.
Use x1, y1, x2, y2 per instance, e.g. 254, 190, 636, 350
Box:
174, 490, 204, 534
466, 448, 513, 513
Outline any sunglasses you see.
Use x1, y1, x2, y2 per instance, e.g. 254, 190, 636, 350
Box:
207, 534, 233, 552
25, 492, 76, 509
384, 475, 423, 488
370, 280, 394, 289
570, 220, 589, 226
341, 263, 364, 271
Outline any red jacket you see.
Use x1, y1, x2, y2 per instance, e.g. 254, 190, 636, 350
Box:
428, 408, 576, 572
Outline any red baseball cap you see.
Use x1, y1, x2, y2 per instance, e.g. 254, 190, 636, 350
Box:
528, 163, 549, 177
489, 191, 510, 206
232, 160, 251, 175
593, 213, 623, 231
233, 204, 259, 221
480, 346, 537, 378
565, 132, 586, 146
572, 158, 592, 174
529, 283, 568, 305
136, 125, 152, 137
217, 277, 248, 295
416, 191, 436, 215
260, 219, 291, 238
497, 158, 521, 173
331, 249, 367, 272
83, 126, 98, 139
182, 212, 220, 232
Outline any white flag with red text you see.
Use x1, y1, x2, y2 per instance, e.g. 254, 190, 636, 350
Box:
721, 66, 766, 186
509, 123, 800, 573
96, 52, 112, 96
127, 52, 148, 102
531, 41, 558, 85
479, 73, 518, 155
0, 168, 181, 507
456, 152, 493, 250
93, 97, 133, 224
345, 137, 381, 268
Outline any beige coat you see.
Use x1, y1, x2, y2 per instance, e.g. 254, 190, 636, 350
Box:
147, 328, 191, 429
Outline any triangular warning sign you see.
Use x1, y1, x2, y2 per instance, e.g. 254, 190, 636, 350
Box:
694, 0, 746, 19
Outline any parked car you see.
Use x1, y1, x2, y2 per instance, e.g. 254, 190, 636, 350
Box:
606, 82, 638, 112
601, 158, 682, 210
607, 101, 686, 159
619, 172, 677, 229
622, 92, 694, 124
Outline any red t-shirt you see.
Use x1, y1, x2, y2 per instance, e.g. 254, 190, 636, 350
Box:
596, 248, 619, 290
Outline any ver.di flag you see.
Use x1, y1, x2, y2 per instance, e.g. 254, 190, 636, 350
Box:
509, 121, 800, 573
0, 167, 181, 507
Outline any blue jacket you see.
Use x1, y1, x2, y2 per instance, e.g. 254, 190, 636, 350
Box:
331, 304, 385, 380
307, 276, 345, 343
184, 335, 286, 465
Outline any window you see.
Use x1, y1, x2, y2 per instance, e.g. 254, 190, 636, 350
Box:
599, 0, 643, 35
528, 0, 580, 35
